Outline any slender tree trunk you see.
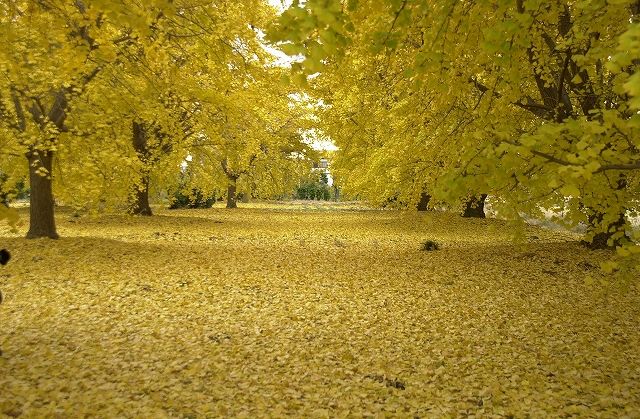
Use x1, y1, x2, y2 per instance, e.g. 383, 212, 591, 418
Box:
0, 173, 9, 206
462, 194, 487, 218
416, 192, 431, 211
226, 182, 238, 209
129, 121, 153, 216
26, 150, 59, 239
129, 173, 153, 216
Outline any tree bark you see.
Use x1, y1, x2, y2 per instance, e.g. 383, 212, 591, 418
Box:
416, 192, 431, 211
221, 159, 240, 209
129, 121, 153, 216
582, 175, 628, 250
583, 212, 627, 250
129, 173, 153, 216
462, 194, 487, 218
0, 173, 9, 207
226, 182, 238, 209
26, 150, 59, 239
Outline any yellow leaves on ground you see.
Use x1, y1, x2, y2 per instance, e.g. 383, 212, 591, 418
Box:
0, 206, 21, 233
1, 203, 639, 417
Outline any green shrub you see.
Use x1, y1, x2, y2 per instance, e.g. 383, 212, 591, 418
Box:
295, 173, 331, 200
0, 174, 28, 205
170, 188, 215, 209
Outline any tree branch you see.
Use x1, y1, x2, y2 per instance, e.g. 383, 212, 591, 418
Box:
557, 50, 572, 112
9, 89, 26, 131
469, 76, 550, 118
502, 140, 640, 173
382, 0, 408, 47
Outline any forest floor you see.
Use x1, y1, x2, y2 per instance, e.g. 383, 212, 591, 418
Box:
0, 202, 639, 417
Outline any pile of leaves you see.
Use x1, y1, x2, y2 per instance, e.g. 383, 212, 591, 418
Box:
1, 203, 638, 416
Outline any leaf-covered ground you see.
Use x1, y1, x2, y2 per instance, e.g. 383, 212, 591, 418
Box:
1, 203, 639, 417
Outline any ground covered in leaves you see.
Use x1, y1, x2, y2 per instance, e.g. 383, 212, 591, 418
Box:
1, 202, 639, 417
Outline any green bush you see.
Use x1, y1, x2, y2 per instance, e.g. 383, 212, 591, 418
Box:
169, 188, 215, 209
295, 174, 331, 200
0, 174, 28, 205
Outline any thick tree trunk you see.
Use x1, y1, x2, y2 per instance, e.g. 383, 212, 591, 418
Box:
583, 212, 627, 250
221, 159, 240, 209
462, 194, 487, 218
226, 182, 237, 209
582, 176, 628, 250
416, 192, 431, 211
26, 151, 59, 239
129, 173, 153, 216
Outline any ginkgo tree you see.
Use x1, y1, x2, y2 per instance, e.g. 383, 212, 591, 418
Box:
187, 67, 315, 209
269, 0, 640, 261
0, 0, 178, 237
0, 0, 279, 234
117, 0, 278, 215
63, 0, 266, 216
0, 1, 104, 238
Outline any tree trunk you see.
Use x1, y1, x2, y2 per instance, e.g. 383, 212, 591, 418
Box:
221, 159, 240, 209
583, 212, 627, 250
583, 179, 627, 249
462, 194, 487, 218
582, 175, 628, 250
129, 121, 153, 216
0, 173, 9, 206
129, 173, 153, 216
226, 182, 237, 209
26, 150, 59, 239
416, 192, 431, 211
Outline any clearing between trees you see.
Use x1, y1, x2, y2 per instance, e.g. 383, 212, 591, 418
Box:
1, 203, 639, 417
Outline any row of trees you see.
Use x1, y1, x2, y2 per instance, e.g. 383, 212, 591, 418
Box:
0, 0, 316, 238
269, 0, 640, 271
